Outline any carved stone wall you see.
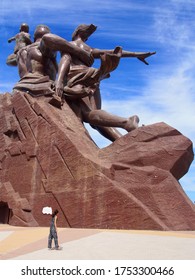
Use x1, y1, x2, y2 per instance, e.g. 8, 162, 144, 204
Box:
0, 91, 194, 230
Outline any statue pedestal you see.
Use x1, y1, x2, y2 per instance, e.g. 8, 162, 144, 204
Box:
0, 91, 194, 230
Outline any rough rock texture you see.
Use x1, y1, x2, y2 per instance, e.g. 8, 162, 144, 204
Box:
0, 90, 195, 230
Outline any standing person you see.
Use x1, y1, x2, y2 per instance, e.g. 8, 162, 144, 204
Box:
48, 209, 62, 250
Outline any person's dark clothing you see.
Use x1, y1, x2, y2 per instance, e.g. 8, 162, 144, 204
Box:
48, 216, 59, 249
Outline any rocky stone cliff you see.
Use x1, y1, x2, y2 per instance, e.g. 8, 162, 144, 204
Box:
0, 90, 194, 230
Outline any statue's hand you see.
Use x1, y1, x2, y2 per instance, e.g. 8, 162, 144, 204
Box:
137, 51, 156, 65
55, 81, 64, 98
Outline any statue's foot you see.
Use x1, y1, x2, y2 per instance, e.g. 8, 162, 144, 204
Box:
124, 115, 139, 132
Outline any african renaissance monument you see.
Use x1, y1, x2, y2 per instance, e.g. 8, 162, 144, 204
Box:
0, 23, 195, 230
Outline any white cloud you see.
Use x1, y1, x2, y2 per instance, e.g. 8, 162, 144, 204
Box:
153, 1, 195, 50
0, 0, 158, 44
84, 0, 195, 196
1, 0, 194, 197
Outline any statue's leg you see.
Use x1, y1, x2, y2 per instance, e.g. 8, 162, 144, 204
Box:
87, 88, 124, 141
6, 53, 17, 66
90, 125, 122, 142
81, 104, 139, 132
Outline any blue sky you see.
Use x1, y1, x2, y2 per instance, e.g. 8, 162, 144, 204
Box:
0, 0, 195, 202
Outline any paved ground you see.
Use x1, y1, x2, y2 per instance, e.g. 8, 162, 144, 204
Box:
0, 224, 195, 260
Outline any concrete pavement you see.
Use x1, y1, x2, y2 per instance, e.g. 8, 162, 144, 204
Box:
0, 224, 195, 260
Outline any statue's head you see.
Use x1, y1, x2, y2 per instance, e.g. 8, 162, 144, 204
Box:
72, 24, 97, 41
20, 23, 29, 33
34, 25, 50, 41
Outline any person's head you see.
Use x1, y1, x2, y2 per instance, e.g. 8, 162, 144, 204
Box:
52, 209, 58, 217
72, 24, 97, 42
20, 23, 29, 33
34, 24, 50, 42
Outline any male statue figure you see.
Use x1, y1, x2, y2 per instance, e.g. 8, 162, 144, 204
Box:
42, 24, 155, 141
14, 25, 93, 96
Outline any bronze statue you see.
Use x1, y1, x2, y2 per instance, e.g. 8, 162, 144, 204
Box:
42, 24, 155, 140
13, 24, 94, 98
9, 23, 156, 141
53, 24, 155, 98
6, 23, 32, 74
14, 25, 57, 95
